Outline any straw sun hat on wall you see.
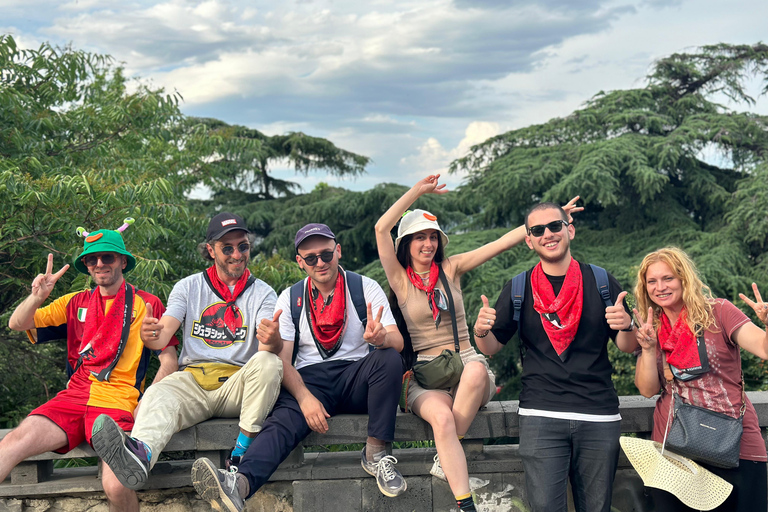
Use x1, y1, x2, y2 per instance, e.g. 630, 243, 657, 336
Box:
619, 436, 732, 511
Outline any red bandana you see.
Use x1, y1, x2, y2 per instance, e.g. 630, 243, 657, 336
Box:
206, 266, 252, 337
308, 271, 347, 351
531, 259, 584, 356
658, 307, 701, 370
406, 261, 441, 327
79, 280, 132, 377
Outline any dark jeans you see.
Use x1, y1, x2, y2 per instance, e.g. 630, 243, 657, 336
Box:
518, 415, 621, 512
649, 459, 767, 512
237, 347, 404, 497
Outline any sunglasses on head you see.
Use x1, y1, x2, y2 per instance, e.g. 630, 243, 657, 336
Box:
298, 243, 337, 267
527, 220, 569, 237
82, 253, 117, 267
219, 242, 250, 256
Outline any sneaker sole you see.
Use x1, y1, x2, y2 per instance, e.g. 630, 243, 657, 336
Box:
191, 458, 241, 512
91, 415, 148, 490
430, 466, 447, 482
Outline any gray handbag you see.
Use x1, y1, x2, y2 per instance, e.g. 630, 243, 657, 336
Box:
663, 355, 745, 469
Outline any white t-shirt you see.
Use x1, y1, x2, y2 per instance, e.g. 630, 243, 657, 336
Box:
276, 274, 396, 370
165, 272, 277, 368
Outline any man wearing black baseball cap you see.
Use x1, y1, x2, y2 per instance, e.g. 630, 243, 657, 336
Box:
92, 212, 285, 495
193, 223, 407, 512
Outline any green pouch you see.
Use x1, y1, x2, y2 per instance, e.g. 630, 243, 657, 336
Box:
399, 370, 414, 412
412, 349, 464, 390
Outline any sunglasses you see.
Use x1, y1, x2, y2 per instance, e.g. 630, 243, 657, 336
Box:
298, 243, 337, 267
527, 220, 569, 237
82, 253, 117, 267
220, 242, 250, 256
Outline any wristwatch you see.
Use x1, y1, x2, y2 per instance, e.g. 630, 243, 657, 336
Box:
620, 317, 635, 332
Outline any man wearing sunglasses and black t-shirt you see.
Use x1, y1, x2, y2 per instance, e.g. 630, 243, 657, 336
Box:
473, 202, 639, 512
92, 212, 284, 497
192, 223, 407, 512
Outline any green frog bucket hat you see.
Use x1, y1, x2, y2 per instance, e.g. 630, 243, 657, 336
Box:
73, 218, 136, 275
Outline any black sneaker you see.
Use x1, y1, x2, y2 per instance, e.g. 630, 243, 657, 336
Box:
360, 447, 407, 497
225, 454, 241, 472
192, 457, 246, 512
91, 414, 150, 490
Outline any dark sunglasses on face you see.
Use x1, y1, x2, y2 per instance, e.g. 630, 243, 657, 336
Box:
527, 220, 569, 237
82, 253, 117, 267
220, 242, 250, 256
298, 243, 337, 267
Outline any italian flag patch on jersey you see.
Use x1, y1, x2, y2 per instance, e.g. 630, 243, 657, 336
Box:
77, 308, 87, 322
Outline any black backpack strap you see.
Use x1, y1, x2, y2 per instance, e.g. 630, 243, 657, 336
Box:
289, 279, 305, 365
590, 264, 613, 308
344, 270, 367, 328
511, 270, 527, 323
437, 267, 461, 353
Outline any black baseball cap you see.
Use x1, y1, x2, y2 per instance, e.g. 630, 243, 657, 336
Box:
295, 223, 336, 251
206, 212, 250, 242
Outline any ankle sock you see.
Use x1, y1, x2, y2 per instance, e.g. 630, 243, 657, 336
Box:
456, 492, 476, 511
231, 432, 254, 458
366, 442, 386, 462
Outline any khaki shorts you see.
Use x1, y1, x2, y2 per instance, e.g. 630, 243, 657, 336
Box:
405, 346, 496, 411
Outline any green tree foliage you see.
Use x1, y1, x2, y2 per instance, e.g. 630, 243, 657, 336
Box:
0, 35, 206, 425
449, 42, 768, 396
184, 117, 370, 200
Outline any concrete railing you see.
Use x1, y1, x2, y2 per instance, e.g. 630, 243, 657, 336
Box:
3, 392, 768, 511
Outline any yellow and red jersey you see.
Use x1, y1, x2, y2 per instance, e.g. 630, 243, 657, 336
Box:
28, 288, 178, 413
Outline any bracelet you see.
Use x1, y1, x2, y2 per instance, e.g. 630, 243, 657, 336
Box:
473, 328, 490, 338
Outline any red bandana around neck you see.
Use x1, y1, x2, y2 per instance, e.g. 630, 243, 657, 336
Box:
407, 261, 441, 328
530, 259, 584, 357
658, 307, 701, 370
79, 279, 132, 378
307, 271, 347, 351
206, 266, 251, 338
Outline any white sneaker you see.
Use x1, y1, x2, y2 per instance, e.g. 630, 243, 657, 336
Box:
430, 453, 447, 481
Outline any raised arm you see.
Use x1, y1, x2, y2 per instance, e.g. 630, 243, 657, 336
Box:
9, 253, 69, 331
735, 283, 768, 359
374, 175, 447, 299
447, 196, 584, 278
633, 307, 661, 397
140, 302, 181, 351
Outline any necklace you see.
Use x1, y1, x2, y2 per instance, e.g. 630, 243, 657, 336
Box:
413, 270, 431, 275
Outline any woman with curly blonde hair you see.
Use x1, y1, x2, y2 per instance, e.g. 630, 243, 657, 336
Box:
633, 246, 768, 512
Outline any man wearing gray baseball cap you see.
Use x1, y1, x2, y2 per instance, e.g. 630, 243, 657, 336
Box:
193, 223, 407, 512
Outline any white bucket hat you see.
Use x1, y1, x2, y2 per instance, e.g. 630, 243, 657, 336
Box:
620, 437, 732, 511
395, 209, 449, 251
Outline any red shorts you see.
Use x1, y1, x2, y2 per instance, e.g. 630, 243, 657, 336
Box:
29, 375, 135, 453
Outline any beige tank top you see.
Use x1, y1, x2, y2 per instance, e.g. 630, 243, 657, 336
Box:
399, 276, 471, 352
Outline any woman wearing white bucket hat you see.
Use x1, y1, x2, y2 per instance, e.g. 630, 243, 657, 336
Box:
632, 247, 768, 512
375, 174, 580, 511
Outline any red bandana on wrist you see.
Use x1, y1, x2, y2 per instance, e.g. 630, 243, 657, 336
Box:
407, 261, 441, 328
307, 271, 347, 351
79, 279, 133, 379
206, 266, 252, 337
531, 259, 584, 357
658, 307, 700, 370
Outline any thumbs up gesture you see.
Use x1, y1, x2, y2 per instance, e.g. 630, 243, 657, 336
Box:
363, 303, 386, 348
605, 291, 633, 331
257, 309, 284, 347
474, 295, 496, 334
140, 302, 164, 344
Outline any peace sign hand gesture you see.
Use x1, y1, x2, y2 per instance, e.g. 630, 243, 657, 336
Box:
561, 196, 584, 224
633, 307, 657, 351
739, 283, 768, 325
363, 303, 387, 348
31, 254, 70, 303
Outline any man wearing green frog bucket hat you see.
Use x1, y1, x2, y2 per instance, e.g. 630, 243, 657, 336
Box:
5, 220, 179, 512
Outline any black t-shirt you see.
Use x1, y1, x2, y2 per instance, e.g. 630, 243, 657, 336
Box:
492, 262, 626, 415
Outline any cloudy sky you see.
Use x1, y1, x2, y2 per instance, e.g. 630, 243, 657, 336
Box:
4, 0, 767, 193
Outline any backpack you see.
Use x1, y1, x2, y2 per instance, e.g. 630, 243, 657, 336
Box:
289, 270, 368, 365
510, 264, 613, 360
